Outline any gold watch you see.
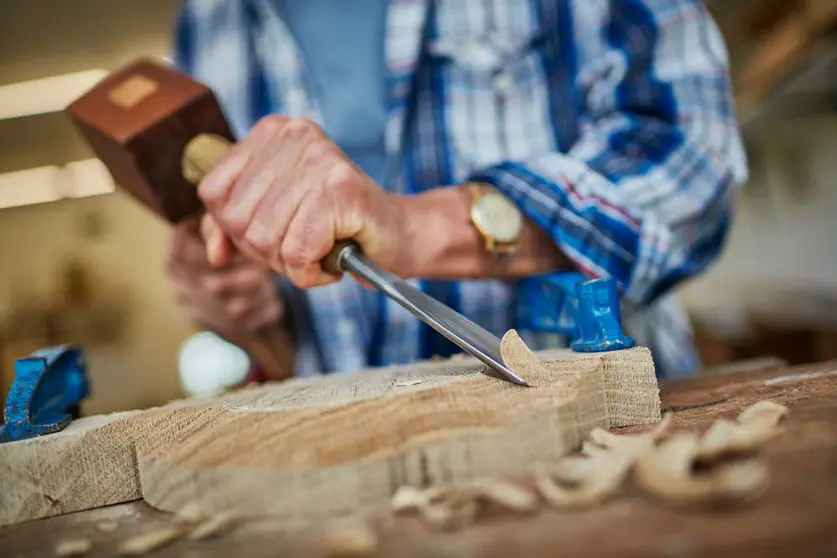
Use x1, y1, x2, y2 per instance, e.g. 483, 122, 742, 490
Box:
466, 182, 523, 257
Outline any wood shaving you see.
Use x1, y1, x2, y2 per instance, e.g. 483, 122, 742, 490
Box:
535, 452, 632, 509
188, 511, 238, 540
96, 520, 118, 532
420, 500, 481, 531
117, 525, 182, 555
634, 433, 771, 506
55, 538, 92, 557
698, 401, 788, 460
394, 379, 424, 387
392, 479, 536, 530
535, 413, 673, 508
470, 478, 538, 513
391, 485, 429, 513
737, 400, 788, 429
174, 501, 206, 524
322, 517, 378, 557
588, 412, 673, 455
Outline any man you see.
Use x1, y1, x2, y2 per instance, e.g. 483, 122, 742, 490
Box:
167, 0, 747, 381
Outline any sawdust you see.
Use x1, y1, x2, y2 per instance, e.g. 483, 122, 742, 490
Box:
54, 538, 92, 557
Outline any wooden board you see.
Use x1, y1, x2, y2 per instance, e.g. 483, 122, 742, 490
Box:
0, 334, 659, 526
2, 359, 836, 558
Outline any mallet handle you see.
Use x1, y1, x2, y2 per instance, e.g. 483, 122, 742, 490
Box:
180, 133, 324, 382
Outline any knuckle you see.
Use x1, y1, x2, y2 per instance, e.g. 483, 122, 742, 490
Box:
224, 298, 251, 322
299, 139, 336, 170
280, 239, 312, 271
203, 275, 227, 297
253, 114, 288, 136
324, 161, 358, 191
243, 224, 274, 254
220, 208, 250, 237
279, 117, 319, 143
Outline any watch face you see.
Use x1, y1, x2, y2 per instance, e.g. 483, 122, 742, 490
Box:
473, 193, 523, 243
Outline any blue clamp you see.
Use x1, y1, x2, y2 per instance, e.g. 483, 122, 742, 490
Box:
0, 345, 89, 443
517, 272, 635, 352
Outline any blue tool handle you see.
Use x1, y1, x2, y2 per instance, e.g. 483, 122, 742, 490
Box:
517, 271, 634, 352
0, 345, 88, 443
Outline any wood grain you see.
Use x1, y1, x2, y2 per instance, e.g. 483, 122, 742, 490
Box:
2, 359, 836, 558
0, 335, 658, 526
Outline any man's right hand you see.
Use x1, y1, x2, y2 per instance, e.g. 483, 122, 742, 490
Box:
166, 219, 284, 344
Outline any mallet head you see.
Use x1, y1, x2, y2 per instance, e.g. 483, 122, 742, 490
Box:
66, 58, 234, 223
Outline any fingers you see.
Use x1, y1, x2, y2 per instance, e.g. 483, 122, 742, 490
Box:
197, 115, 288, 209
200, 213, 236, 268
280, 164, 362, 288
239, 119, 327, 268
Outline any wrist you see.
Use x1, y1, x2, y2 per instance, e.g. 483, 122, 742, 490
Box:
392, 185, 569, 279
391, 187, 478, 279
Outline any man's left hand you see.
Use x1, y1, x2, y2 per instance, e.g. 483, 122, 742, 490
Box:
197, 115, 412, 288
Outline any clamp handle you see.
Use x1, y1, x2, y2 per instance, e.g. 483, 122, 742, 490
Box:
517, 272, 635, 353
0, 346, 89, 443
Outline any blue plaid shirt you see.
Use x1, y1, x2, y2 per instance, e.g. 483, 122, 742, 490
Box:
173, 0, 748, 380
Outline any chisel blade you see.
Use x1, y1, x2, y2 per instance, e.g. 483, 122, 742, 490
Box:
335, 243, 529, 387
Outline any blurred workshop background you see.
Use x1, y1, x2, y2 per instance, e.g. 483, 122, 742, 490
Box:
0, 0, 836, 416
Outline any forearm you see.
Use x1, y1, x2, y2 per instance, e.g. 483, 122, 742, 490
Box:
395, 185, 570, 280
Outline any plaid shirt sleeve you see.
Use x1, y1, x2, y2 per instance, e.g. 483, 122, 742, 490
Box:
470, 0, 748, 305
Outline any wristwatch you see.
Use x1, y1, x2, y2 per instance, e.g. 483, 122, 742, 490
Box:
466, 182, 523, 257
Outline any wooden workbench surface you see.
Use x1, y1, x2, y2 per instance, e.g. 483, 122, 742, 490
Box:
3, 360, 837, 558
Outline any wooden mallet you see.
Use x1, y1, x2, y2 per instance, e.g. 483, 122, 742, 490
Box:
66, 58, 294, 381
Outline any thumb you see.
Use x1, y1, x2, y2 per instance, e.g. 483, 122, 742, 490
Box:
200, 213, 235, 268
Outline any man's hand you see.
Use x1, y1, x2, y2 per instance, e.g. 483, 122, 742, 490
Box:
166, 220, 283, 343
196, 116, 411, 288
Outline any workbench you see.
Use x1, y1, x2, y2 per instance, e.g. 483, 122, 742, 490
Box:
3, 359, 837, 558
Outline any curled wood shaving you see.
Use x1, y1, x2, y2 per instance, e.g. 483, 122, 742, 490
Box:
738, 401, 788, 428
117, 525, 182, 556
174, 501, 206, 524
96, 520, 118, 532
391, 485, 429, 513
322, 517, 378, 557
420, 500, 481, 531
698, 401, 788, 461
588, 413, 673, 455
535, 414, 673, 508
55, 538, 92, 557
634, 433, 771, 506
188, 511, 239, 540
392, 480, 536, 531
470, 478, 538, 513
535, 452, 632, 509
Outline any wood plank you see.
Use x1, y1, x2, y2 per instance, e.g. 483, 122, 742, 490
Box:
0, 335, 659, 526
2, 360, 835, 558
